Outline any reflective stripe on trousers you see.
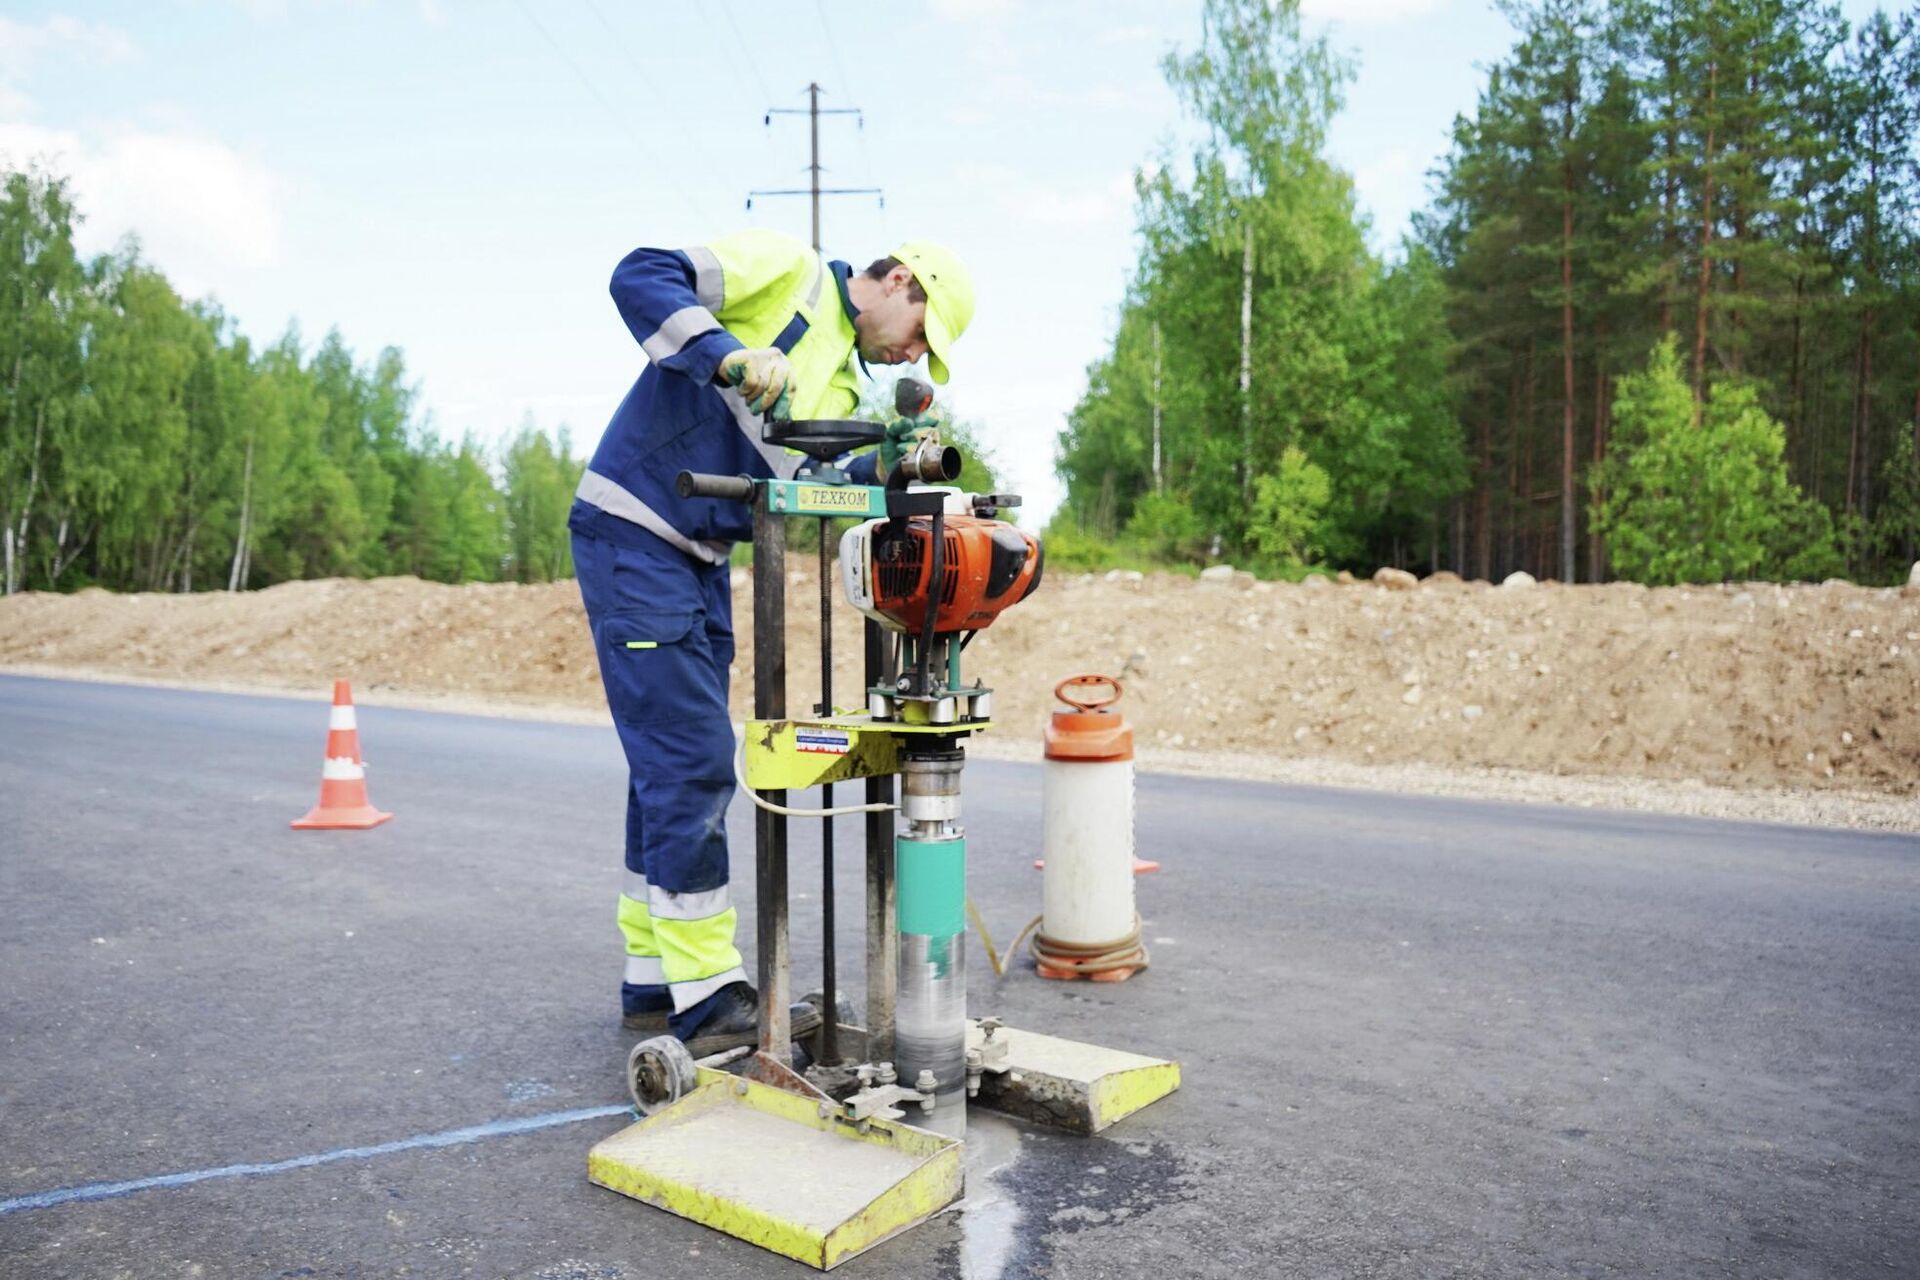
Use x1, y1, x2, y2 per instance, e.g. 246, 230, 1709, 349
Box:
575, 528, 745, 1015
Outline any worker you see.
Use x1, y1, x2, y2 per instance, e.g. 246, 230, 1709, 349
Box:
568, 230, 975, 1056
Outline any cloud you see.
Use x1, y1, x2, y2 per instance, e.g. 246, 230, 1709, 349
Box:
0, 123, 285, 292
1021, 173, 1136, 228
1299, 0, 1444, 23
980, 70, 1130, 112
0, 14, 138, 115
0, 15, 137, 67
957, 164, 1135, 229
1349, 145, 1427, 247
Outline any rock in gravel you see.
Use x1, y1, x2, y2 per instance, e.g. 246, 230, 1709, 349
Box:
1199, 565, 1236, 585
1424, 570, 1463, 585
1374, 567, 1418, 590
1336, 570, 1357, 585
1301, 574, 1330, 590
1907, 561, 1920, 593
1502, 571, 1537, 589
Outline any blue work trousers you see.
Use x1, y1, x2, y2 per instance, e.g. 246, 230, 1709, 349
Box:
572, 529, 745, 1024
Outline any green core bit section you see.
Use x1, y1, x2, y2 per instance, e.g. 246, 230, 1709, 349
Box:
896, 836, 967, 937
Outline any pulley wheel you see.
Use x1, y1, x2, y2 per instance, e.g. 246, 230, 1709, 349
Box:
626, 1035, 697, 1115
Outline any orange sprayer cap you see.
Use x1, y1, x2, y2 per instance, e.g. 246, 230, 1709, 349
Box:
1044, 673, 1134, 762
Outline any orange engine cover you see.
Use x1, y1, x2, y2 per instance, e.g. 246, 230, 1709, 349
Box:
869, 516, 1044, 633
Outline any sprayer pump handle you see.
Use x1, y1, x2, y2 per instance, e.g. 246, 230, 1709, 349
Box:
1054, 673, 1123, 713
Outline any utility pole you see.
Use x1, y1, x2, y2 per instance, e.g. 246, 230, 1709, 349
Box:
748, 82, 883, 251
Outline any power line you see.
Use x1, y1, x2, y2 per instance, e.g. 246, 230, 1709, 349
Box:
814, 0, 857, 105
511, 0, 709, 222
719, 0, 777, 111
578, 0, 655, 94
811, 2, 888, 241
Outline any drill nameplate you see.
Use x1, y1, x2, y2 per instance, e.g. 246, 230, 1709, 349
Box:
766, 480, 889, 518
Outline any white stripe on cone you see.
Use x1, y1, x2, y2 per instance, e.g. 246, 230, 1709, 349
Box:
329, 706, 358, 730
321, 756, 366, 781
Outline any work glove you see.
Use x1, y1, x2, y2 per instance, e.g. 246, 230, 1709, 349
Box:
878, 410, 944, 480
718, 347, 794, 419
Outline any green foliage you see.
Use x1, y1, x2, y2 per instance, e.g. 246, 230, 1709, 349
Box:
1058, 0, 1466, 572
1036, 515, 1133, 574
1868, 432, 1920, 569
503, 422, 584, 583
0, 162, 585, 594
1589, 338, 1837, 583
1124, 491, 1207, 561
1249, 446, 1332, 570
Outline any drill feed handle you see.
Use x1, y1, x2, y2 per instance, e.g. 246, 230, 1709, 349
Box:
676, 471, 755, 502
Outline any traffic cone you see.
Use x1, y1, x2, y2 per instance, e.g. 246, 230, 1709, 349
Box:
291, 680, 393, 830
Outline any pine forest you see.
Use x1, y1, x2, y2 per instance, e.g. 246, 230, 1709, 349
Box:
1056, 0, 1920, 586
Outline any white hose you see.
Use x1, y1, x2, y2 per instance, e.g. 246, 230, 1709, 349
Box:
733, 735, 899, 818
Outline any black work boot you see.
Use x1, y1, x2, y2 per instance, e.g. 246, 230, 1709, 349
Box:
678, 981, 822, 1059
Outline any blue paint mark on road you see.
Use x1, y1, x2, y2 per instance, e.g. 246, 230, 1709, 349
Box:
0, 1104, 632, 1216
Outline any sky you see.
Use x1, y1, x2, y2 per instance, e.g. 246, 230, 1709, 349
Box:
0, 0, 1890, 525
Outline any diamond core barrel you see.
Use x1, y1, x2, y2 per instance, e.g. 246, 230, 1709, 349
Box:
893, 750, 968, 1138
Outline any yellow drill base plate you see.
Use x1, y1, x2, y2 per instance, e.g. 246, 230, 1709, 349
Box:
587, 1068, 962, 1271
966, 1021, 1182, 1135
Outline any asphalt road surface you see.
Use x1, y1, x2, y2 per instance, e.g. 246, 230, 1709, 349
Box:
2, 674, 1916, 1279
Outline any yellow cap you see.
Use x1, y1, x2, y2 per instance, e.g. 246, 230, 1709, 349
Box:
891, 240, 973, 384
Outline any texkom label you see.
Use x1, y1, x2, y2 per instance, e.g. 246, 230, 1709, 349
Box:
795, 486, 872, 513
795, 729, 853, 755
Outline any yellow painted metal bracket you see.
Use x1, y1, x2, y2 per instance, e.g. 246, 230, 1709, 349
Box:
742, 716, 993, 791
965, 1021, 1181, 1136
588, 1066, 962, 1270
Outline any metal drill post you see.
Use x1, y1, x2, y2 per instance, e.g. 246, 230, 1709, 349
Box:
818, 517, 838, 1064
751, 489, 792, 1068
864, 618, 897, 1064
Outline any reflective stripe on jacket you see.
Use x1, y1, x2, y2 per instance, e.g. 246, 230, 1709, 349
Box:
570, 229, 873, 560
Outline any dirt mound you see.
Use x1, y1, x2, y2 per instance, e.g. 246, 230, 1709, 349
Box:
3, 570, 1915, 797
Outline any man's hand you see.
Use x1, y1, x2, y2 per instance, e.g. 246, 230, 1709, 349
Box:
717, 348, 794, 419
878, 410, 944, 480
